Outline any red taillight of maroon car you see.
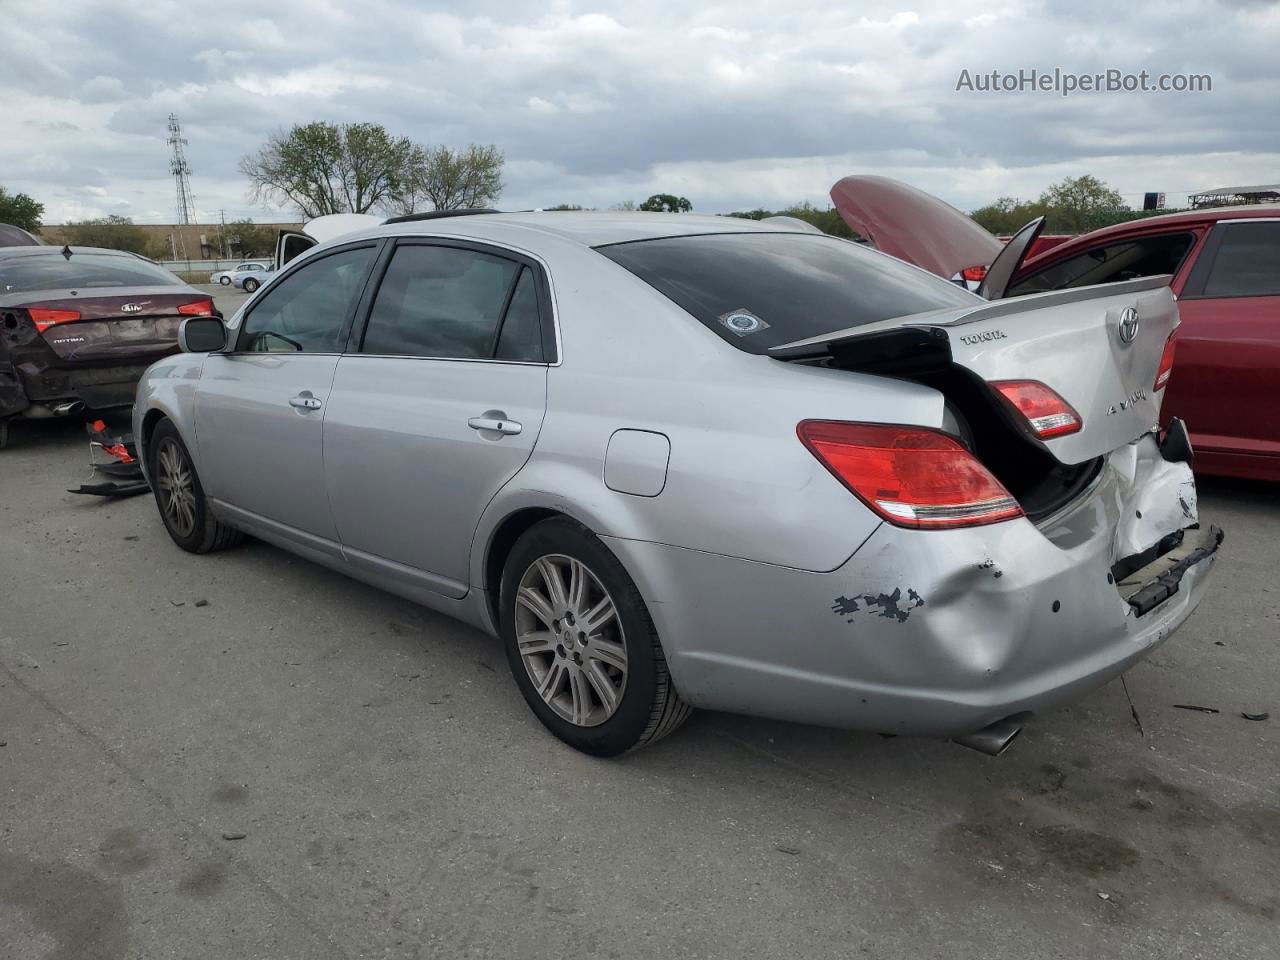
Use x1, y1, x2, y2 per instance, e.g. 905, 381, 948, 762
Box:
960, 265, 987, 283
797, 421, 1023, 529
177, 299, 215, 317
1154, 334, 1176, 391
29, 308, 81, 332
990, 380, 1082, 439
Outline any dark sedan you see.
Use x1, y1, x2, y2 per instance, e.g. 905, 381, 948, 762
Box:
0, 245, 214, 448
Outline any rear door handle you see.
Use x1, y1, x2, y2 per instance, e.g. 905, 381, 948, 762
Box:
289, 393, 322, 411
468, 415, 522, 436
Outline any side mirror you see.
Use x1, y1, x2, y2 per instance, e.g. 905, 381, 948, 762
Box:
178, 316, 227, 353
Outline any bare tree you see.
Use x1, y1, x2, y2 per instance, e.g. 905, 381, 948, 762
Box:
240, 122, 418, 218
391, 144, 504, 214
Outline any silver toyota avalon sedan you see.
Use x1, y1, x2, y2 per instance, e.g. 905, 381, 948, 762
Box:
133, 211, 1221, 757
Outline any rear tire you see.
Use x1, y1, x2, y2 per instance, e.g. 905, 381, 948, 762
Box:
242, 278, 259, 293
0, 419, 9, 450
499, 517, 692, 755
149, 418, 242, 554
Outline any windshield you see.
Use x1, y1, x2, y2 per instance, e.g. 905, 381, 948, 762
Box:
0, 252, 183, 294
597, 232, 978, 353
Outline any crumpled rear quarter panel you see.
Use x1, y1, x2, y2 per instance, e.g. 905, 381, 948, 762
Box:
604, 436, 1217, 736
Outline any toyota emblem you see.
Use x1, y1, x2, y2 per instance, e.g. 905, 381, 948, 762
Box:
1118, 306, 1139, 344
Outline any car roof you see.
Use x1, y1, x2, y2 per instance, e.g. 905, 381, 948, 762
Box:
372, 211, 809, 248
1019, 202, 1280, 271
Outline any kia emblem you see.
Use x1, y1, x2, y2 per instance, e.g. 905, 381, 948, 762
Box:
121, 302, 144, 314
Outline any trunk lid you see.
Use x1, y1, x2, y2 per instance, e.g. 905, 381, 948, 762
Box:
24, 289, 208, 361
276, 213, 385, 270
772, 275, 1178, 465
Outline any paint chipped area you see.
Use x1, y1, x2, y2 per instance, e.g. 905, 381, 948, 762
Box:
978, 558, 1004, 579
832, 587, 926, 624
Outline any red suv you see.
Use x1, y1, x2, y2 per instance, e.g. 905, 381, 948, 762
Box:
832, 176, 1280, 481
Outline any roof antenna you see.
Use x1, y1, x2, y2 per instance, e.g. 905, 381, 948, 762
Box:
61, 244, 73, 260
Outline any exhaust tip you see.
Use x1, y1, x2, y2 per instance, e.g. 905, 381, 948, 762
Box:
52, 400, 85, 416
952, 713, 1030, 757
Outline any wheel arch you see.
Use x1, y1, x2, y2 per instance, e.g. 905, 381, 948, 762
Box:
480, 506, 564, 628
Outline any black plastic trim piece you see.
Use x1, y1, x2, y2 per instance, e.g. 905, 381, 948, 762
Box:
1118, 525, 1223, 617
383, 209, 500, 224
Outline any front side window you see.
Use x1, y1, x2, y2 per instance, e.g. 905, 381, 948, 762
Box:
1202, 221, 1280, 298
361, 244, 538, 360
1008, 232, 1195, 296
238, 245, 375, 353
596, 232, 978, 354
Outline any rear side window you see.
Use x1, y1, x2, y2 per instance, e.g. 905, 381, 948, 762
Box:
0, 252, 183, 293
361, 244, 541, 360
1008, 232, 1195, 296
1202, 222, 1280, 298
596, 232, 977, 353
495, 268, 544, 362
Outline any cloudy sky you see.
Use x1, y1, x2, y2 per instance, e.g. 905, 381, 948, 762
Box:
3, 0, 1278, 225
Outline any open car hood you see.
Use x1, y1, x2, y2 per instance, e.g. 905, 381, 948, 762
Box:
830, 175, 1003, 281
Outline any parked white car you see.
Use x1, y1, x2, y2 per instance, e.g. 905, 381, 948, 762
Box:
210, 261, 271, 286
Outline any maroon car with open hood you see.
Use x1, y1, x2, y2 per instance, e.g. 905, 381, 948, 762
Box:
0, 244, 215, 449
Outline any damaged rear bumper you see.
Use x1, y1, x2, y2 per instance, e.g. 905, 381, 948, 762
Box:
67, 414, 149, 497
606, 432, 1222, 740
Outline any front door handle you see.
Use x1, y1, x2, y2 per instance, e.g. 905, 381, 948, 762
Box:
468, 414, 522, 436
289, 393, 322, 411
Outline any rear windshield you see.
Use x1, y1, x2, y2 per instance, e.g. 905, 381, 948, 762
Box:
597, 232, 978, 353
0, 252, 183, 294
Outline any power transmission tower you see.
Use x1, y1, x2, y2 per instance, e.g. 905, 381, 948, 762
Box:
167, 114, 197, 227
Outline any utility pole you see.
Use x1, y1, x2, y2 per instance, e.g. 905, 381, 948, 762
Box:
167, 114, 196, 259
220, 209, 230, 259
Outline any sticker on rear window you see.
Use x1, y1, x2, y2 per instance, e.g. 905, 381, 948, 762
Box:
718, 308, 769, 337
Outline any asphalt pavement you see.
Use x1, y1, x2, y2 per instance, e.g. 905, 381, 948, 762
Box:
1, 330, 1278, 959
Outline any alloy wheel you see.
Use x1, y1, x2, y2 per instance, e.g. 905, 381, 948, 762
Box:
514, 554, 627, 727
155, 438, 197, 538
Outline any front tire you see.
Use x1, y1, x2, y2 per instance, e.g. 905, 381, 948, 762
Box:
149, 418, 242, 554
499, 517, 691, 755
219, 276, 231, 285
242, 278, 259, 293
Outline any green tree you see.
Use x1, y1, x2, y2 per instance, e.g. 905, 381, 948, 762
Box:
969, 196, 1046, 235
240, 122, 419, 217
391, 144, 505, 214
724, 202, 860, 240
62, 215, 152, 255
971, 176, 1130, 235
638, 193, 692, 213
223, 219, 278, 257
1038, 174, 1125, 233
0, 187, 44, 231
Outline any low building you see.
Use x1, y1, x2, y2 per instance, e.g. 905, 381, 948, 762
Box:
1188, 184, 1280, 209
38, 222, 302, 259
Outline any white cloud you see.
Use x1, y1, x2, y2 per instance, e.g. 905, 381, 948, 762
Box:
0, 0, 1275, 223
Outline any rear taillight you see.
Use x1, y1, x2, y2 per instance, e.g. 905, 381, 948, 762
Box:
991, 380, 1082, 439
29, 308, 81, 332
1154, 334, 1176, 391
960, 265, 988, 283
178, 299, 215, 317
100, 442, 135, 464
797, 420, 1023, 529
